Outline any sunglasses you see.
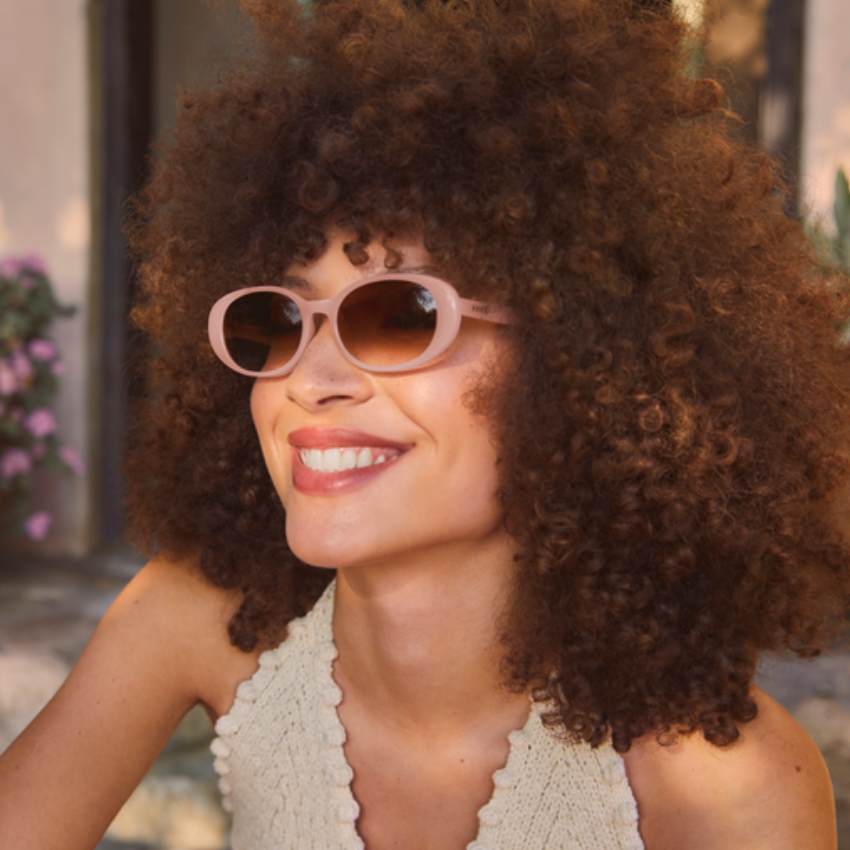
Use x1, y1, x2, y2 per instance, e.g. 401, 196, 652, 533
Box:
208, 273, 512, 377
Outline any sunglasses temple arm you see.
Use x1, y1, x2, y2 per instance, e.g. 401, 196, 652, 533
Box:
459, 299, 514, 325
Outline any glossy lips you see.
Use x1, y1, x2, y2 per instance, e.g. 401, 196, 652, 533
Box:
288, 428, 410, 495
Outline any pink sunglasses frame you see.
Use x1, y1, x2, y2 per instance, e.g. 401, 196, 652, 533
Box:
208, 272, 513, 377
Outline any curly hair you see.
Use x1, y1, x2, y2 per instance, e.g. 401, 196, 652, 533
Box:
126, 0, 850, 752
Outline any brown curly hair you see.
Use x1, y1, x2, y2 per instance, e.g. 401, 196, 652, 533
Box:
126, 0, 850, 752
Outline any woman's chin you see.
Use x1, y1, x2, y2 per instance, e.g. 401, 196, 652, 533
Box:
284, 522, 370, 571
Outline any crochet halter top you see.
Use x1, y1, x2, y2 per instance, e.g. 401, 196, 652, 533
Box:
211, 581, 644, 850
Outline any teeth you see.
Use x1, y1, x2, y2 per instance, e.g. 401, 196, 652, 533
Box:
299, 446, 398, 472
324, 448, 341, 472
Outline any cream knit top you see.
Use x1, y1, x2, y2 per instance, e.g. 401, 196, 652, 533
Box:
212, 582, 644, 850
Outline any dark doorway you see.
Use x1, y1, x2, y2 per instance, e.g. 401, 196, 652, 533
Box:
89, 0, 155, 544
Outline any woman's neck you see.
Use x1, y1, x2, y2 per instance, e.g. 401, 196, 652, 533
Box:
330, 533, 524, 734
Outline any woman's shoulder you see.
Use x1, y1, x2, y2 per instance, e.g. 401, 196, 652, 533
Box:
621, 686, 835, 850
105, 555, 261, 717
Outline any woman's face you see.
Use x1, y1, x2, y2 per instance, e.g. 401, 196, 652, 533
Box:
250, 232, 511, 570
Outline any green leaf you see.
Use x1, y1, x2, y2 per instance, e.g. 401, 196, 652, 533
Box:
835, 169, 850, 233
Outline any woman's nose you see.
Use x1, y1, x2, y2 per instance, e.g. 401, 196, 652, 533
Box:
284, 316, 374, 411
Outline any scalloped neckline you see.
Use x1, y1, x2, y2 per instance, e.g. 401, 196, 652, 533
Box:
318, 581, 537, 850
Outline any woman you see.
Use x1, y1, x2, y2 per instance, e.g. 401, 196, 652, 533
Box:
1, 0, 848, 847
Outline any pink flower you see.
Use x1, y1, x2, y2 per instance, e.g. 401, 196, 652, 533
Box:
0, 361, 16, 395
59, 445, 85, 475
18, 275, 36, 290
50, 360, 66, 376
25, 511, 52, 541
28, 339, 57, 361
11, 350, 33, 382
20, 254, 47, 275
0, 257, 22, 277
0, 255, 46, 282
24, 408, 57, 438
0, 449, 32, 479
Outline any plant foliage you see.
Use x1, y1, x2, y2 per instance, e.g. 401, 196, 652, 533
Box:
0, 256, 81, 541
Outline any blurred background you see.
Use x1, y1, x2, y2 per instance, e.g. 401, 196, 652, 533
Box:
0, 0, 849, 847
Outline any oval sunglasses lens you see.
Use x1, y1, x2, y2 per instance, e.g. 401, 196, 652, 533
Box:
225, 291, 303, 373
337, 280, 438, 367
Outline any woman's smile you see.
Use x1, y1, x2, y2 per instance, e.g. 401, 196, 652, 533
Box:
288, 426, 411, 495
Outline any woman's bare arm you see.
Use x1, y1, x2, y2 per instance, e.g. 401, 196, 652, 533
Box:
0, 556, 255, 850
623, 686, 836, 850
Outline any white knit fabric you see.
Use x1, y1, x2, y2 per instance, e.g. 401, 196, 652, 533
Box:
212, 582, 644, 850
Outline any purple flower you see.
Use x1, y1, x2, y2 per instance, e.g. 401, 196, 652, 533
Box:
50, 360, 66, 376
0, 361, 16, 395
24, 408, 57, 438
25, 511, 52, 541
20, 254, 47, 275
0, 255, 46, 283
11, 350, 33, 382
28, 339, 57, 361
59, 445, 85, 475
0, 257, 22, 278
0, 449, 32, 479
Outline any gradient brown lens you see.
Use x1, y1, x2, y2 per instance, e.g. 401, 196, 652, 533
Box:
338, 280, 437, 366
224, 291, 302, 373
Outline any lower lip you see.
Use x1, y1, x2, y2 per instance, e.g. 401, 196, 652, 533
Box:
290, 448, 404, 495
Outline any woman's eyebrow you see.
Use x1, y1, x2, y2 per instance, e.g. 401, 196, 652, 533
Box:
280, 274, 313, 291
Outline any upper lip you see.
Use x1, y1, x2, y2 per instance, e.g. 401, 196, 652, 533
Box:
287, 427, 413, 451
